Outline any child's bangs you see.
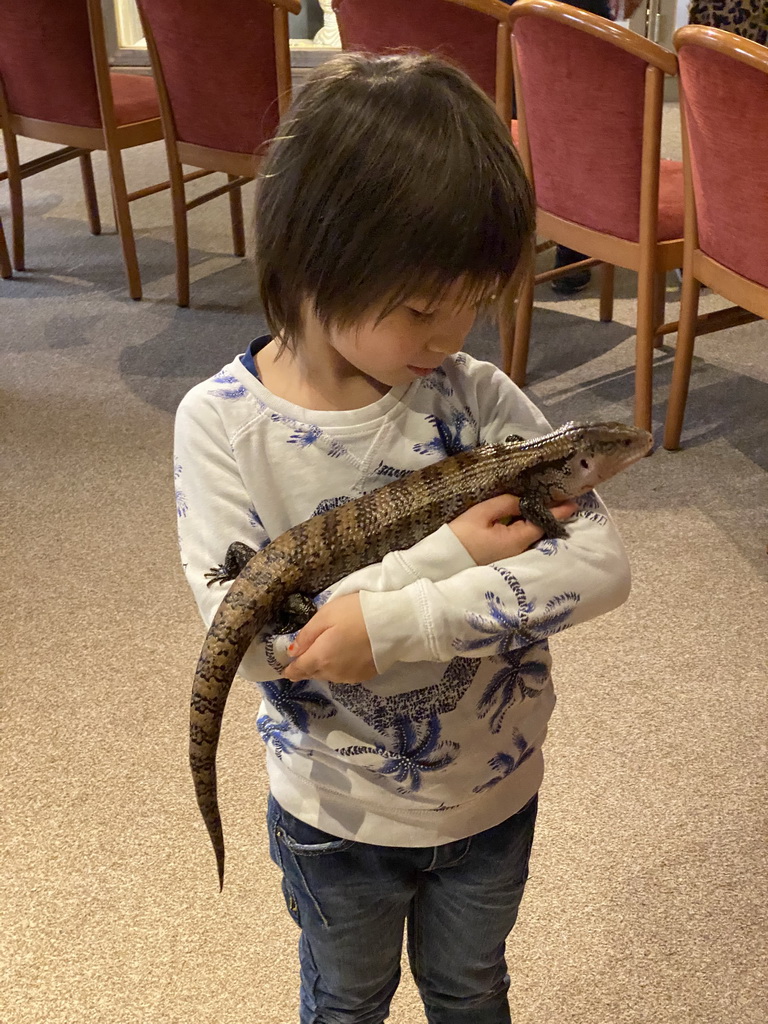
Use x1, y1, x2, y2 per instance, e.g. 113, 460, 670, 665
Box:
373, 270, 502, 327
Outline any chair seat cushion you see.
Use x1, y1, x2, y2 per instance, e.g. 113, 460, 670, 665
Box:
110, 72, 161, 126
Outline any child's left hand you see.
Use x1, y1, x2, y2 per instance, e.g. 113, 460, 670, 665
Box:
282, 593, 376, 685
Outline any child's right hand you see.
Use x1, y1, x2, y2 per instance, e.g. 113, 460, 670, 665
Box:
448, 494, 578, 565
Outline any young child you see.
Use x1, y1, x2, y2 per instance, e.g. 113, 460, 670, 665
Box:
174, 53, 631, 1024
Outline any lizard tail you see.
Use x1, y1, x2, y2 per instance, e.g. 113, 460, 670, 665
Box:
190, 566, 294, 890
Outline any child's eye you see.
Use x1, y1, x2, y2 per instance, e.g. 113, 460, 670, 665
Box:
406, 307, 432, 320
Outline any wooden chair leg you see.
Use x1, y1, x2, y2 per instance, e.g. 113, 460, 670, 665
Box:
663, 266, 701, 451
105, 145, 142, 300
3, 130, 25, 271
0, 216, 11, 279
653, 271, 667, 348
167, 154, 190, 308
634, 264, 657, 433
79, 153, 101, 235
599, 263, 614, 322
508, 267, 534, 385
228, 176, 245, 258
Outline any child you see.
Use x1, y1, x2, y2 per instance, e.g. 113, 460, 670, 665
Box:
174, 53, 631, 1024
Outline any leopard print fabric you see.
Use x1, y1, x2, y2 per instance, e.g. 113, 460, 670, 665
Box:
688, 0, 767, 44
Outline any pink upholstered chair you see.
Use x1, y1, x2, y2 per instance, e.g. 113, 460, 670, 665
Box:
0, 0, 164, 299
508, 0, 685, 432
663, 26, 768, 450
135, 0, 297, 307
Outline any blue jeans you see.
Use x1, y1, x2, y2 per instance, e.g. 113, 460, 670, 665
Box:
267, 793, 538, 1024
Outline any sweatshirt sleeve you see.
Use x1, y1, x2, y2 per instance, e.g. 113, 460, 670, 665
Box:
174, 388, 478, 682
358, 361, 633, 674
174, 389, 290, 681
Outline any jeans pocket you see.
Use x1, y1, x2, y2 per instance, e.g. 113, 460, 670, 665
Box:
267, 797, 355, 927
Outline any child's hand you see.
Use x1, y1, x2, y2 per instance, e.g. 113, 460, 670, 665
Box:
448, 494, 579, 565
282, 593, 376, 685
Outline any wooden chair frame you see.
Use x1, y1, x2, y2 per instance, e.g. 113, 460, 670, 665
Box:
0, 0, 168, 300
0, 213, 11, 278
662, 26, 768, 450
137, 0, 298, 307
507, 0, 683, 432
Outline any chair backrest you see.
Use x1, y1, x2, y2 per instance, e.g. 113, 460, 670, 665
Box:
136, 0, 294, 156
675, 26, 768, 288
332, 0, 512, 118
508, 0, 676, 242
0, 0, 105, 128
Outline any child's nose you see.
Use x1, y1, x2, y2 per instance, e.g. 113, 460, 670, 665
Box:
427, 330, 465, 356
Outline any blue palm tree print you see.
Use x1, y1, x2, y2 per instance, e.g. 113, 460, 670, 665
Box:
247, 506, 266, 533
473, 730, 534, 793
286, 423, 346, 458
209, 372, 248, 400
256, 716, 299, 760
337, 715, 457, 792
477, 649, 550, 733
455, 565, 580, 655
414, 411, 477, 457
174, 461, 188, 518
422, 366, 455, 398
261, 679, 335, 731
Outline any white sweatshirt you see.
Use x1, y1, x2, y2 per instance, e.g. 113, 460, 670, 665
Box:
174, 338, 631, 846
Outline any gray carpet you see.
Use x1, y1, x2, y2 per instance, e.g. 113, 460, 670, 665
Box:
2, 108, 767, 1024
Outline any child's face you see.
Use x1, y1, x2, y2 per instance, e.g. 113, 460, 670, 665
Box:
327, 277, 481, 388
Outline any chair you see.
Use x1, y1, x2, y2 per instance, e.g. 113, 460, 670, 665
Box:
0, 0, 165, 300
507, 0, 685, 432
0, 213, 10, 279
333, 0, 515, 122
135, 0, 298, 307
663, 26, 768, 450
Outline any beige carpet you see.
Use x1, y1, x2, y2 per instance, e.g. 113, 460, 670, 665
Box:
2, 106, 767, 1024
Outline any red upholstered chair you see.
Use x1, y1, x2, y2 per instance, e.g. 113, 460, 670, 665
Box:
0, 0, 164, 299
663, 27, 768, 450
332, 0, 515, 122
135, 0, 297, 307
508, 0, 685, 432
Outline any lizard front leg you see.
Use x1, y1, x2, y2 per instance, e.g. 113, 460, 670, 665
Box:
204, 541, 258, 586
518, 495, 569, 540
206, 542, 317, 629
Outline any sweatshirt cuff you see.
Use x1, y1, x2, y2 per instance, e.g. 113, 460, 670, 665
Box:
398, 523, 477, 582
360, 584, 435, 674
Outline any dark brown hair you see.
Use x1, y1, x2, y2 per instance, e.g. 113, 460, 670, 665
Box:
254, 51, 534, 349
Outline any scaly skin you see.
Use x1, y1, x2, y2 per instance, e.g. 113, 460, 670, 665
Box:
190, 421, 653, 888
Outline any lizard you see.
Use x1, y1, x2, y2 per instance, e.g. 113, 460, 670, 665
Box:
189, 420, 653, 890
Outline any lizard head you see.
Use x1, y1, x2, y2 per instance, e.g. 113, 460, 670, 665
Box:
551, 421, 653, 499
